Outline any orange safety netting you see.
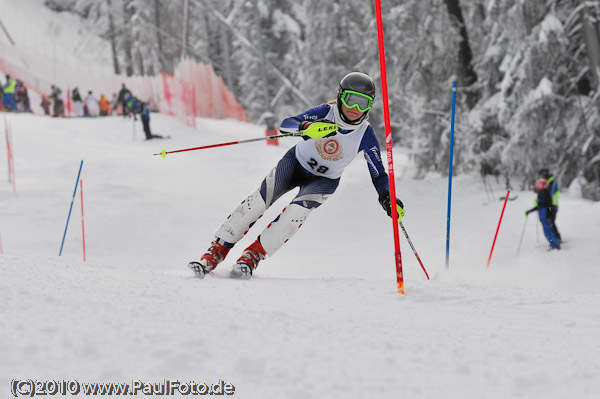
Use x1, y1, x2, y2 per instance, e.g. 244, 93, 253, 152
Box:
0, 40, 247, 125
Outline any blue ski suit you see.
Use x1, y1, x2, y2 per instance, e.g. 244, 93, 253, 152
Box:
527, 186, 560, 249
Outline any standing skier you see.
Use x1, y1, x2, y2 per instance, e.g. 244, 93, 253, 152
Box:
2, 74, 17, 111
189, 72, 403, 279
538, 168, 561, 242
72, 87, 83, 117
526, 178, 560, 250
140, 101, 164, 140
118, 84, 131, 117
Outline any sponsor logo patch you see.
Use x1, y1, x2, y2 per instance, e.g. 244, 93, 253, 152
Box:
315, 138, 343, 161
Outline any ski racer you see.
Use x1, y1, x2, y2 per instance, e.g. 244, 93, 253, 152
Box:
189, 72, 404, 279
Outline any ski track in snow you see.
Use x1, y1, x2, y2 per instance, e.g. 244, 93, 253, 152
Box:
1, 113, 599, 398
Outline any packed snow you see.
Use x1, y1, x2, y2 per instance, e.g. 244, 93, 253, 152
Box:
1, 113, 599, 398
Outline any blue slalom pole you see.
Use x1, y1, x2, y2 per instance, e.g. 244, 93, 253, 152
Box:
445, 82, 457, 269
59, 160, 84, 256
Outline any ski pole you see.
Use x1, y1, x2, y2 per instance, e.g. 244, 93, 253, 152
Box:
398, 221, 430, 280
155, 132, 300, 157
536, 216, 540, 244
516, 214, 528, 255
487, 190, 510, 268
4, 120, 10, 183
8, 122, 15, 192
59, 160, 84, 256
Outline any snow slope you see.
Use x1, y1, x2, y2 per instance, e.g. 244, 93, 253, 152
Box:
1, 113, 600, 398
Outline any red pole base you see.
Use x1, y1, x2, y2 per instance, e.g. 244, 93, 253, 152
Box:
266, 129, 279, 146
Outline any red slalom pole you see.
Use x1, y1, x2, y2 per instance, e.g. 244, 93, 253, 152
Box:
80, 179, 86, 261
8, 122, 15, 193
4, 114, 9, 183
487, 190, 510, 268
375, 0, 404, 294
155, 132, 299, 157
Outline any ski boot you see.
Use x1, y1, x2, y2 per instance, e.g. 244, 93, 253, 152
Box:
189, 240, 231, 279
232, 239, 266, 280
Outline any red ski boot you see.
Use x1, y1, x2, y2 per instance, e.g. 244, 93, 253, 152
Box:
232, 239, 267, 280
188, 240, 231, 279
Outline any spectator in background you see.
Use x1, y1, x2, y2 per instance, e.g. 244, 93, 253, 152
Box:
49, 84, 64, 117
72, 87, 83, 117
15, 80, 32, 112
2, 74, 17, 111
99, 94, 110, 116
140, 101, 164, 140
124, 93, 140, 120
41, 95, 51, 115
110, 93, 119, 115
85, 91, 100, 117
118, 84, 131, 117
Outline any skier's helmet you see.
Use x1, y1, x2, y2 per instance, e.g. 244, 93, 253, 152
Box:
538, 168, 551, 179
337, 72, 376, 124
535, 178, 547, 192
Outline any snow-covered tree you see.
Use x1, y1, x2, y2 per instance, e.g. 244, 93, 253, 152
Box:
44, 0, 600, 199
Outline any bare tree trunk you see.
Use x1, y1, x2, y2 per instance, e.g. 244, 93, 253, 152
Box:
582, 4, 600, 90
181, 0, 190, 60
154, 0, 164, 72
123, 0, 134, 76
445, 0, 479, 108
106, 0, 120, 75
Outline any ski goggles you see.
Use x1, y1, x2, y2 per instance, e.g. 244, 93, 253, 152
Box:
340, 90, 373, 113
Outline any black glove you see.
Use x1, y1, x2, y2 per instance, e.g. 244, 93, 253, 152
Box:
525, 207, 537, 216
298, 121, 312, 131
378, 189, 404, 218
299, 121, 313, 141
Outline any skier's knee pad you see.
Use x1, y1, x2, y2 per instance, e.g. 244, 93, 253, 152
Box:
215, 189, 266, 244
259, 203, 312, 256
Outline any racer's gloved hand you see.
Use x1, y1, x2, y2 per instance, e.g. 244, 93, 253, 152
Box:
299, 119, 338, 140
378, 189, 405, 222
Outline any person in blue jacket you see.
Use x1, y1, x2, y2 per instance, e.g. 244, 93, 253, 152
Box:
140, 101, 163, 140
538, 168, 561, 242
189, 72, 403, 280
526, 178, 560, 250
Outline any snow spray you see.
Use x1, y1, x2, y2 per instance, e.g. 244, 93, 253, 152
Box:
375, 0, 404, 294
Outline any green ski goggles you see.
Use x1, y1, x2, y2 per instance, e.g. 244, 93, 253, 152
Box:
340, 90, 374, 113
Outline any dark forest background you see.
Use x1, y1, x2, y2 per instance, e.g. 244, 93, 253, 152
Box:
45, 0, 600, 200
